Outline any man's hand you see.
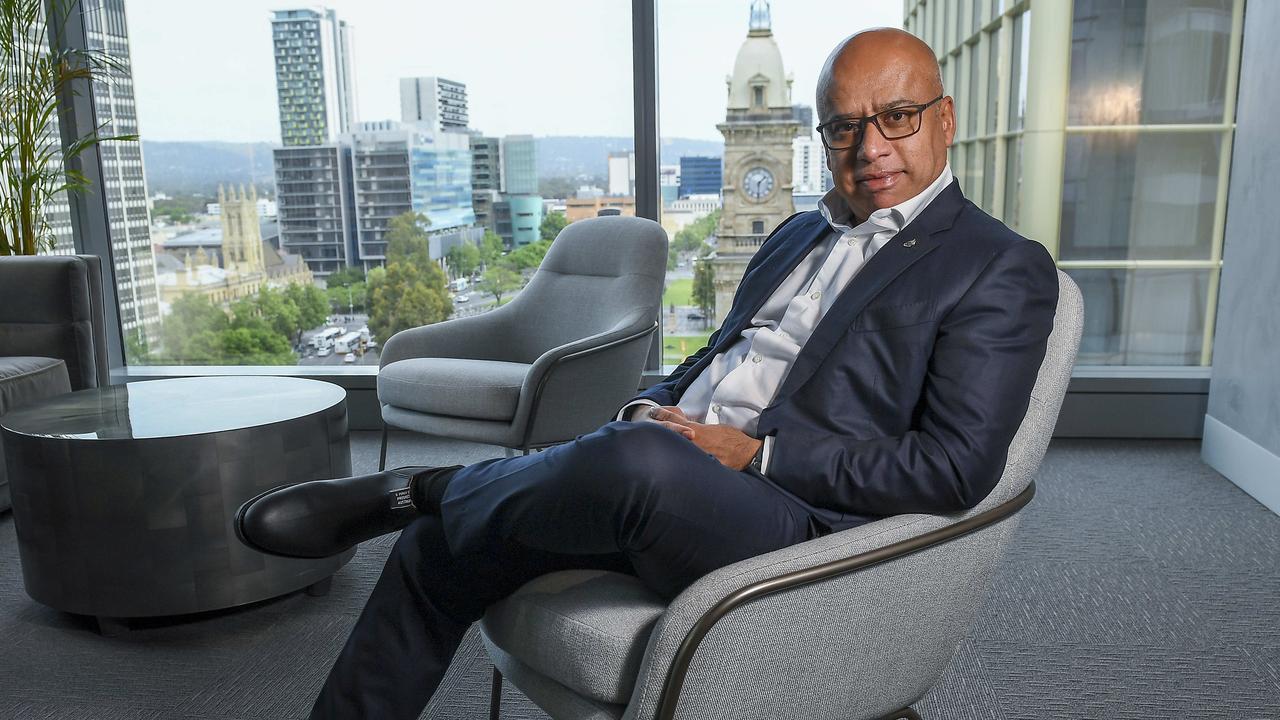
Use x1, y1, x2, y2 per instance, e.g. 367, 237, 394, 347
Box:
649, 408, 763, 471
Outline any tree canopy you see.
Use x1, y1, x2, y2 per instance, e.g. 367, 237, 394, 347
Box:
367, 211, 453, 340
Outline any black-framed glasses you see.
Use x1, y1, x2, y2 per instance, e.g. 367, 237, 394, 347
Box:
815, 95, 945, 150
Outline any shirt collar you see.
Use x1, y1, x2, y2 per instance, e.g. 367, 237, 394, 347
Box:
818, 164, 955, 237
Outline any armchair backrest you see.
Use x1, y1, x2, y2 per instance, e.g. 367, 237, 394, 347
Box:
0, 255, 110, 390
499, 216, 667, 363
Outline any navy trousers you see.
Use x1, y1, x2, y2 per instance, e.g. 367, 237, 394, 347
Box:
309, 421, 825, 719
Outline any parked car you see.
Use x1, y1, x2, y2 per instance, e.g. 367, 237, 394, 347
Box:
317, 347, 332, 357
343, 352, 356, 364
453, 293, 470, 303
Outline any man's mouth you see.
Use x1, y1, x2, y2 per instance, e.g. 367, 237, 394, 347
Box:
856, 171, 903, 191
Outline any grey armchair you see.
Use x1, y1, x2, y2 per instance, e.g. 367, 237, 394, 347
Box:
477, 271, 1083, 720
0, 255, 110, 511
377, 216, 667, 465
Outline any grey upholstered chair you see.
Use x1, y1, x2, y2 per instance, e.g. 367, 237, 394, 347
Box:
0, 255, 110, 512
376, 216, 667, 465
478, 271, 1083, 720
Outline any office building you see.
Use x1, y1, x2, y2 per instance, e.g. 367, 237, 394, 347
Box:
273, 144, 357, 277
501, 135, 538, 195
678, 156, 723, 198
494, 195, 544, 247
660, 164, 680, 206
791, 135, 829, 194
791, 104, 814, 137
400, 77, 469, 133
271, 7, 357, 146
608, 151, 635, 196
347, 121, 475, 269
565, 195, 636, 223
470, 134, 503, 233
78, 0, 162, 346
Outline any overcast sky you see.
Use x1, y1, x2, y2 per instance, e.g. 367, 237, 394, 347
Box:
125, 0, 902, 143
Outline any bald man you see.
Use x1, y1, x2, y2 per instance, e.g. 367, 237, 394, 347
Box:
237, 28, 1058, 719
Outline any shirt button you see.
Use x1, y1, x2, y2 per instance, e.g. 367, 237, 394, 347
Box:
847, 238, 857, 246
810, 290, 822, 300
752, 354, 763, 363
712, 404, 722, 413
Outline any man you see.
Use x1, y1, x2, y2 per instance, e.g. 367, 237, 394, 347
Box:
237, 27, 1058, 719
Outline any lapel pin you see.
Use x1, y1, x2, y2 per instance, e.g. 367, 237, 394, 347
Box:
903, 238, 917, 248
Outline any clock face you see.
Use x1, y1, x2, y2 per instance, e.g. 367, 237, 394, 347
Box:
743, 167, 775, 201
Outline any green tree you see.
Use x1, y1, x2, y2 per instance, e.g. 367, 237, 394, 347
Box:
692, 258, 716, 320
476, 266, 523, 304
327, 281, 367, 314
232, 287, 300, 342
368, 260, 452, 340
673, 210, 720, 254
286, 282, 329, 332
503, 239, 552, 272
386, 212, 434, 268
479, 231, 506, 267
540, 211, 568, 241
446, 243, 482, 279
160, 293, 230, 362
124, 329, 150, 365
325, 266, 366, 289
219, 326, 295, 365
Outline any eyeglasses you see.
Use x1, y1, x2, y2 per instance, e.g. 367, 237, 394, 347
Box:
815, 95, 945, 150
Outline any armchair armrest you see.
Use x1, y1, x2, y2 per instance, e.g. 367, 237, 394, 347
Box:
621, 483, 1035, 720
379, 304, 520, 367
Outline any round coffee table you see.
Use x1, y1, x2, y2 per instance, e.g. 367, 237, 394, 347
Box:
0, 376, 354, 629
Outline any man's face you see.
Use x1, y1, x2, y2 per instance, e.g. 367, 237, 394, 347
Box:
822, 50, 955, 221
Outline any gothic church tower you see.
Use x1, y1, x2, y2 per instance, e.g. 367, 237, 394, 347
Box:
219, 184, 265, 274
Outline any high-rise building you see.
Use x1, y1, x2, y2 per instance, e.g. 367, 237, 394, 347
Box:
273, 144, 358, 277
400, 77, 468, 133
713, 0, 798, 324
791, 135, 830, 194
678, 156, 723, 198
82, 0, 160, 346
501, 135, 538, 195
906, 0, 1244, 367
791, 104, 814, 137
347, 121, 476, 269
660, 164, 680, 206
607, 151, 635, 196
469, 134, 503, 233
271, 8, 357, 146
494, 195, 544, 247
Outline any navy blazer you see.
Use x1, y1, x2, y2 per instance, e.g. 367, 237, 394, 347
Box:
635, 180, 1058, 520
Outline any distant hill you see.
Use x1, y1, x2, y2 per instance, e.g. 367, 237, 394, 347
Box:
141, 136, 723, 197
142, 141, 277, 197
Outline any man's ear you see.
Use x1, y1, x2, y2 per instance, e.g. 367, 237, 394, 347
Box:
940, 96, 957, 147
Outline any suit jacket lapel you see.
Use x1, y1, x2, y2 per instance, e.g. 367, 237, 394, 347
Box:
775, 180, 967, 399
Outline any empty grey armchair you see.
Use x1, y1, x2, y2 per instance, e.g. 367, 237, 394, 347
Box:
478, 271, 1083, 720
0, 255, 110, 511
377, 216, 667, 464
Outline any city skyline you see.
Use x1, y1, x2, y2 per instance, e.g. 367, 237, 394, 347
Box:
124, 0, 901, 143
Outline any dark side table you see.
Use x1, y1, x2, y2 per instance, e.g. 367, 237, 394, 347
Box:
0, 376, 354, 633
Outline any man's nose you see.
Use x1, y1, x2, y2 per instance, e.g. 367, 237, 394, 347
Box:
857, 120, 893, 162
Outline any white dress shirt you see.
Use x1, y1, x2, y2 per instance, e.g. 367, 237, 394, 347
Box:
625, 165, 954, 474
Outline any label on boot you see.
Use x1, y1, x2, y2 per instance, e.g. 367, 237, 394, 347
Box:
389, 487, 414, 510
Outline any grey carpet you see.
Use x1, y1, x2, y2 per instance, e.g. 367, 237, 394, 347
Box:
0, 435, 1277, 719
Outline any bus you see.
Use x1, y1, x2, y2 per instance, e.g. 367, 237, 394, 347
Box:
335, 331, 363, 355
311, 327, 342, 349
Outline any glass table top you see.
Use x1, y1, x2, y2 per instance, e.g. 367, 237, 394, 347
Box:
0, 376, 346, 441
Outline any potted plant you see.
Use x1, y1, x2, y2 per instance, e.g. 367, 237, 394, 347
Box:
0, 0, 137, 255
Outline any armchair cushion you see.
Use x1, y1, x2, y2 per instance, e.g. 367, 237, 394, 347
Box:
480, 570, 667, 705
0, 357, 72, 416
378, 357, 530, 422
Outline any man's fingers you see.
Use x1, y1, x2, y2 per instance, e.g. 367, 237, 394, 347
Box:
656, 421, 695, 439
651, 408, 693, 425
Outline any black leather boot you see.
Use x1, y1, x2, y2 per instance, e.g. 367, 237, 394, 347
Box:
234, 465, 461, 559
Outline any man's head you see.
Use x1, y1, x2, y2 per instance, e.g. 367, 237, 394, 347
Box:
816, 28, 955, 221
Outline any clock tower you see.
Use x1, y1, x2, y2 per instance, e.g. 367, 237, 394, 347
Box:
711, 0, 799, 325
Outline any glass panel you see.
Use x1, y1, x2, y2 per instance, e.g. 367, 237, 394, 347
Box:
967, 141, 984, 206
965, 46, 979, 137
982, 139, 996, 213
1068, 0, 1233, 125
1003, 135, 1023, 228
1060, 131, 1220, 261
971, 0, 983, 37
657, 0, 900, 339
946, 0, 956, 50
1066, 268, 1210, 365
986, 30, 1000, 135
124, 0, 632, 365
1007, 10, 1029, 131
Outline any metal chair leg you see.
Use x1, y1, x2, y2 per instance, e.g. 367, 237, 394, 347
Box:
378, 422, 389, 472
489, 667, 503, 720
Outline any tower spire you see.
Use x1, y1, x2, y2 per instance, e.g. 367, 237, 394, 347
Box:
749, 0, 771, 34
